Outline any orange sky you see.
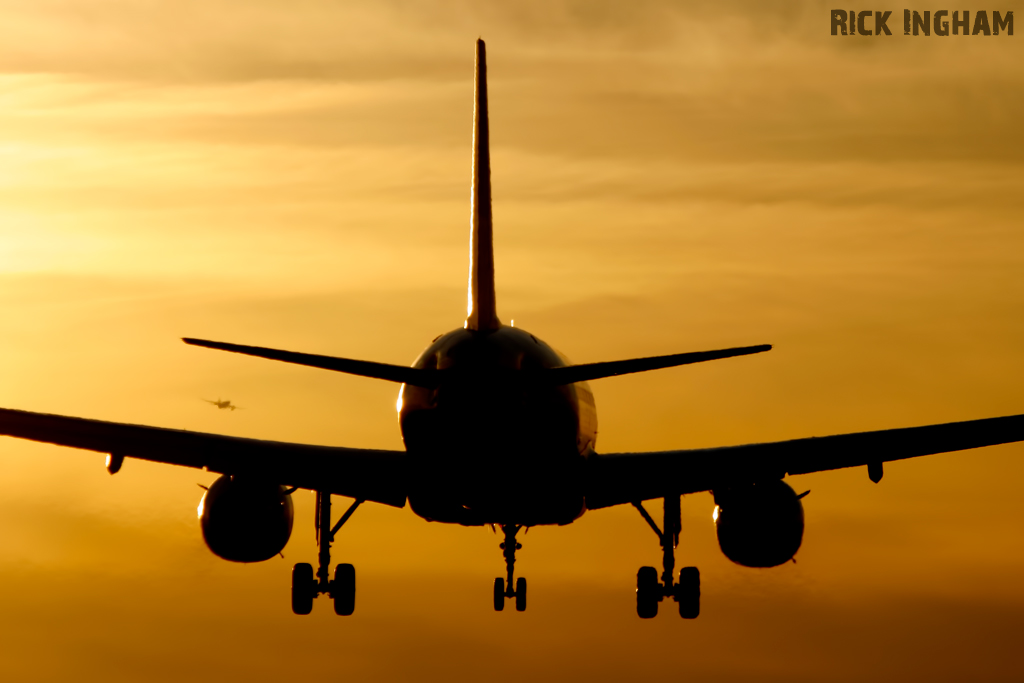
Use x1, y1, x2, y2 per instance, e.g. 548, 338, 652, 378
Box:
0, 2, 1022, 680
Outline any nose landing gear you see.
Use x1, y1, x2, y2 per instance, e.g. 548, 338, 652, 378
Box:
633, 495, 700, 619
493, 524, 527, 612
291, 491, 363, 616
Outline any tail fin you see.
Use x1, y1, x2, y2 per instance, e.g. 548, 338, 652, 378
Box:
466, 38, 501, 332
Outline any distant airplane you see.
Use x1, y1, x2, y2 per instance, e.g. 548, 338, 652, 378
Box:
1, 39, 1023, 619
205, 398, 239, 411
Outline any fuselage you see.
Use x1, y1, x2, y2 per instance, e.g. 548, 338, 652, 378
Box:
399, 325, 597, 527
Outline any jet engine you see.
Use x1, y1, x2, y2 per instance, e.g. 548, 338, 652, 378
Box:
198, 475, 294, 562
713, 479, 804, 568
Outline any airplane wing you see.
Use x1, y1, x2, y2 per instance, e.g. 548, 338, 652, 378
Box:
585, 413, 1024, 509
0, 407, 407, 507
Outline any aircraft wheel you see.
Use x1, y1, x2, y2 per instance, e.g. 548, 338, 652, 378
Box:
333, 563, 356, 616
291, 562, 315, 615
515, 577, 527, 612
636, 566, 659, 619
677, 566, 700, 619
493, 578, 505, 611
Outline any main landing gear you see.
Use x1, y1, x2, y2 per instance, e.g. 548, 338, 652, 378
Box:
493, 524, 527, 612
632, 495, 700, 619
291, 491, 363, 616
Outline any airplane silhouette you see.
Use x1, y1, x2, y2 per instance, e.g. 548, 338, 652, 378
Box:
205, 398, 239, 411
1, 39, 1023, 619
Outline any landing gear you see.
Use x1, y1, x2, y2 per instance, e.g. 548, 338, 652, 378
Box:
636, 566, 659, 619
291, 562, 315, 615
677, 565, 700, 619
632, 495, 700, 619
515, 577, 527, 612
493, 578, 505, 611
291, 491, 363, 616
333, 563, 356, 616
493, 525, 527, 612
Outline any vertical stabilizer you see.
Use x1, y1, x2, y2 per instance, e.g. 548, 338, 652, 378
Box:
466, 38, 501, 332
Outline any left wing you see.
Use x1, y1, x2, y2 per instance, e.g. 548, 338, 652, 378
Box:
0, 407, 407, 506
585, 413, 1024, 509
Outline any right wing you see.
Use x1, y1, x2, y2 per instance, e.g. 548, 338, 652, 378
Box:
586, 413, 1024, 509
0, 407, 407, 506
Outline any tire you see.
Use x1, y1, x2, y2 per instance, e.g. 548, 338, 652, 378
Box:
677, 566, 700, 619
333, 563, 356, 616
515, 577, 527, 612
636, 566, 659, 619
291, 562, 314, 615
493, 578, 505, 611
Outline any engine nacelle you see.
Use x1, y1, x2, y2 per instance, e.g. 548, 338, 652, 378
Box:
198, 475, 294, 563
713, 479, 804, 568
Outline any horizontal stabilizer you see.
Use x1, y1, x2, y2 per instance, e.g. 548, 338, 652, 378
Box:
182, 338, 439, 388
542, 344, 771, 385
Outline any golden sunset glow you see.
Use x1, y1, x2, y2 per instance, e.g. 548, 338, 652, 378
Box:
0, 2, 1022, 681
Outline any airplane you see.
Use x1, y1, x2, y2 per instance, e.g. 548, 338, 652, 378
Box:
1, 39, 1024, 620
205, 398, 239, 411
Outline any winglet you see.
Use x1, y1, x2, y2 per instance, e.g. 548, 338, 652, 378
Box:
466, 38, 501, 332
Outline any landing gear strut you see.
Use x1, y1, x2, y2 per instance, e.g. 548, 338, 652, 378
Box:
291, 491, 363, 616
633, 495, 700, 619
493, 524, 527, 612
